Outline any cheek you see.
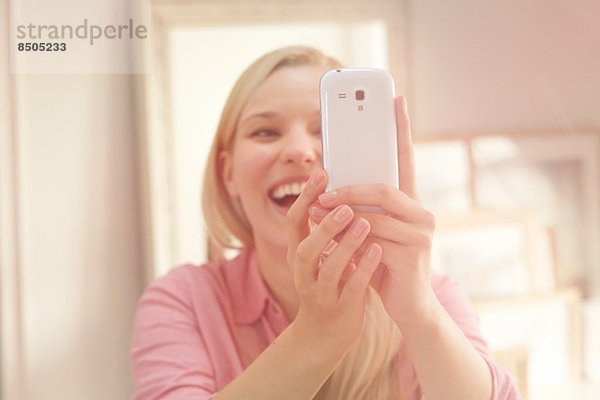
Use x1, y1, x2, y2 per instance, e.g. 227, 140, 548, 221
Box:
232, 145, 277, 187
242, 146, 275, 165
316, 139, 323, 160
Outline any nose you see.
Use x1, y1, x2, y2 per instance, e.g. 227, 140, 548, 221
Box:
280, 128, 320, 165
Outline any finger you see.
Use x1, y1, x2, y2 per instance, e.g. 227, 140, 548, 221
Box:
318, 184, 426, 223
295, 204, 354, 285
308, 203, 355, 245
309, 203, 330, 224
352, 209, 435, 244
287, 170, 327, 265
317, 206, 434, 251
311, 205, 397, 244
317, 217, 371, 303
342, 247, 387, 293
339, 261, 357, 283
395, 96, 417, 199
356, 236, 430, 271
340, 243, 383, 305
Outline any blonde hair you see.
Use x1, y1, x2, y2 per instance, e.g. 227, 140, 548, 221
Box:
202, 46, 408, 399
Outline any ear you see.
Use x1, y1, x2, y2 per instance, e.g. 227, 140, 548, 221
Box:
219, 150, 239, 197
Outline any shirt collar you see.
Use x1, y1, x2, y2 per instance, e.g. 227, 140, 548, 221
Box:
222, 249, 271, 325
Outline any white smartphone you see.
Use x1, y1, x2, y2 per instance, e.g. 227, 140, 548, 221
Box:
320, 68, 399, 211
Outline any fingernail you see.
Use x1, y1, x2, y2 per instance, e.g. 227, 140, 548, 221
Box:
351, 218, 369, 236
319, 191, 337, 206
367, 244, 380, 259
309, 170, 323, 186
334, 205, 352, 222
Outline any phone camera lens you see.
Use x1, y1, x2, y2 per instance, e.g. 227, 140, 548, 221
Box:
355, 90, 365, 101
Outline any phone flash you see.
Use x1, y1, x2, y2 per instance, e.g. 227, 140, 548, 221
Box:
358, 105, 363, 111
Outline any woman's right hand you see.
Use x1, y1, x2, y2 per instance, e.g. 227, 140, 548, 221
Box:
286, 169, 383, 356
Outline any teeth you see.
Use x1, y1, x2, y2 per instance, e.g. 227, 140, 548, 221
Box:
272, 182, 307, 199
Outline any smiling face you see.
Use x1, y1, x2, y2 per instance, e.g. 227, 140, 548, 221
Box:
221, 65, 325, 249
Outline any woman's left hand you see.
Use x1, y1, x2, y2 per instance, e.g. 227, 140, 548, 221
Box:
310, 96, 437, 331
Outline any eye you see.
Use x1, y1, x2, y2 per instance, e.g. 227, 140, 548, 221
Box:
251, 129, 279, 139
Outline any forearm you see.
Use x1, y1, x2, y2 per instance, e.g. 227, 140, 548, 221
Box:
214, 321, 343, 400
401, 297, 492, 400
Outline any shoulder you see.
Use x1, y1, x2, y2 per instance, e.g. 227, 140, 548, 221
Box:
135, 251, 252, 320
141, 260, 226, 307
131, 258, 246, 398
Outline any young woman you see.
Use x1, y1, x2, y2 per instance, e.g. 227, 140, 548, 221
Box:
131, 46, 520, 400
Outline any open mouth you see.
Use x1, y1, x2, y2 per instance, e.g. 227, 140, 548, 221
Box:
269, 181, 307, 209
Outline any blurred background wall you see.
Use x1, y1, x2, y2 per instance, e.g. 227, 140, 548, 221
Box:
410, 0, 600, 133
1, 0, 598, 399
1, 0, 143, 399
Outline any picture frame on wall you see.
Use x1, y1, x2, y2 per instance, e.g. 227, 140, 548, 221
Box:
471, 133, 600, 293
414, 130, 600, 297
431, 211, 556, 300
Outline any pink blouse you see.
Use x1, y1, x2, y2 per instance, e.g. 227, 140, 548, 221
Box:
131, 249, 520, 399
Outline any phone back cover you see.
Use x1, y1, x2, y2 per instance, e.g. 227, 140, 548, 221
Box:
320, 68, 399, 192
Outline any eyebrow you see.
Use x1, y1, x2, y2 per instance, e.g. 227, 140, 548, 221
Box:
240, 110, 320, 125
240, 111, 278, 125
